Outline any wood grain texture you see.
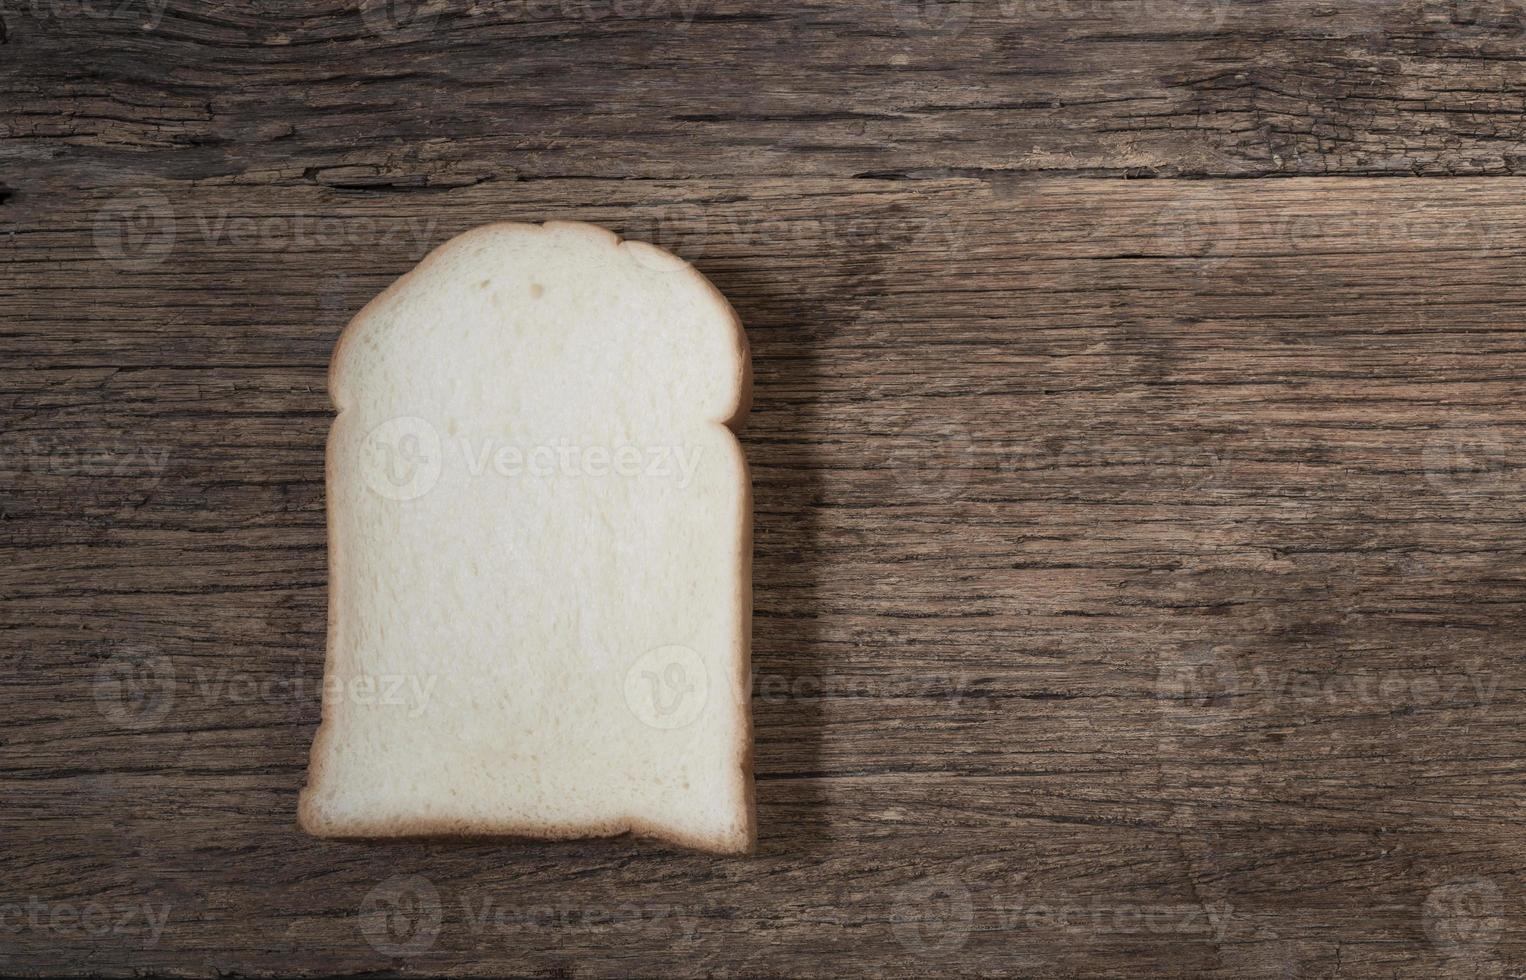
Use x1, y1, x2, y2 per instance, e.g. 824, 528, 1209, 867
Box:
6, 3, 1526, 977
9, 0, 1526, 181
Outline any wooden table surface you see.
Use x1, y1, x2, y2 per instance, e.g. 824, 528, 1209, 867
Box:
6, 1, 1526, 976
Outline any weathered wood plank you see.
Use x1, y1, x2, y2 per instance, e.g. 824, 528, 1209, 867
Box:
8, 1, 1526, 183
3, 175, 1526, 974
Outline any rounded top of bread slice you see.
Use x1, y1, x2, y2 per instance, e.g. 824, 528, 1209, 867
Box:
330, 221, 749, 430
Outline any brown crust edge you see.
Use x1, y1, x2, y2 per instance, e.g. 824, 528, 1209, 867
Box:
298, 220, 756, 857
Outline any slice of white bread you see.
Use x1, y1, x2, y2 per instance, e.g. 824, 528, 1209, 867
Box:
298, 221, 754, 855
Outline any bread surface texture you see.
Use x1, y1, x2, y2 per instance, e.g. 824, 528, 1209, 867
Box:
299, 221, 754, 855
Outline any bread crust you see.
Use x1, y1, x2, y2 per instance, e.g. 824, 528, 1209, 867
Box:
299, 221, 755, 856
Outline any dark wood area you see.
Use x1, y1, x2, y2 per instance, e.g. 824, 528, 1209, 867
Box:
5, 2, 1526, 977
